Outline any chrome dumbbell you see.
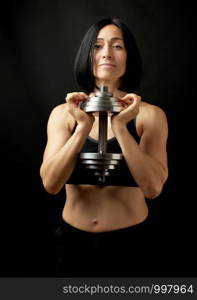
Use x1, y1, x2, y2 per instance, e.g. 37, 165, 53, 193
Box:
80, 86, 122, 182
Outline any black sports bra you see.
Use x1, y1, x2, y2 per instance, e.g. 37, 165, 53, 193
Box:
66, 120, 140, 187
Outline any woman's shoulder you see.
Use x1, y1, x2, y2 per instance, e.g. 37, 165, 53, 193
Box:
137, 101, 168, 130
49, 103, 67, 115
139, 101, 167, 119
48, 103, 75, 129
49, 103, 72, 118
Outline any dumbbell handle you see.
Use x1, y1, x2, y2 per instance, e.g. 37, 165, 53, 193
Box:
98, 112, 108, 154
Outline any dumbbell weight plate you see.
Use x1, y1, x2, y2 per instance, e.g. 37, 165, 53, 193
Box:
85, 165, 116, 170
80, 152, 122, 160
80, 160, 120, 165
82, 96, 122, 113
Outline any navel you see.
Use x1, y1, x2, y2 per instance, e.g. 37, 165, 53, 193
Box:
91, 219, 99, 225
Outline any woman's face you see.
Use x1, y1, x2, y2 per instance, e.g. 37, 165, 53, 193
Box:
92, 24, 127, 88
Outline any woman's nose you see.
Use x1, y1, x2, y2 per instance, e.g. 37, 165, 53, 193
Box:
102, 54, 112, 58
102, 46, 112, 59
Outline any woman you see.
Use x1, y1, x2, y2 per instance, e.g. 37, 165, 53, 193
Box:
40, 18, 168, 276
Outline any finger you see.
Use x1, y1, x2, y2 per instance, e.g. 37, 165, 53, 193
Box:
119, 100, 129, 108
119, 97, 134, 105
65, 92, 88, 103
121, 93, 140, 100
121, 94, 141, 104
65, 92, 76, 102
78, 92, 89, 97
66, 92, 88, 97
89, 92, 95, 97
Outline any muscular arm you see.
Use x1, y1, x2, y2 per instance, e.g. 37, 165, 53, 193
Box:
40, 104, 92, 194
112, 104, 168, 199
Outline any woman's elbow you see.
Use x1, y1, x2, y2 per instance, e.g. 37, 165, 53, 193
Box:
144, 177, 167, 200
145, 187, 161, 199
41, 179, 61, 195
40, 169, 61, 195
145, 175, 168, 199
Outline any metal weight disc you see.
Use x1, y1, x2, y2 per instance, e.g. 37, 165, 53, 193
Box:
82, 96, 122, 113
81, 159, 120, 165
86, 165, 116, 170
80, 152, 122, 160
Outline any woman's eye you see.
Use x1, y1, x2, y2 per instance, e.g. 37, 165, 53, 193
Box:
113, 44, 123, 49
94, 44, 102, 49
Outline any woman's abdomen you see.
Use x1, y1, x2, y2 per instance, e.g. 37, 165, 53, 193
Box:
62, 184, 148, 232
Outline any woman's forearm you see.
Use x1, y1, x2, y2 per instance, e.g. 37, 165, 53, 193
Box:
40, 125, 90, 194
113, 124, 167, 199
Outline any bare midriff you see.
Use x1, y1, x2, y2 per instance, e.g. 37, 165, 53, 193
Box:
62, 184, 148, 232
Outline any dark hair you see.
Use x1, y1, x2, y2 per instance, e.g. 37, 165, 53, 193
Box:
74, 18, 143, 93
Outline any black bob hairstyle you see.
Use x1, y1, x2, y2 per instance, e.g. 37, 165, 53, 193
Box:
74, 17, 143, 93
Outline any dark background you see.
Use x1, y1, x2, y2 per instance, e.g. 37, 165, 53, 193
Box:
0, 0, 196, 277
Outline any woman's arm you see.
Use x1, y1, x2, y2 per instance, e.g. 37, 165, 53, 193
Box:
40, 93, 94, 194
112, 96, 168, 199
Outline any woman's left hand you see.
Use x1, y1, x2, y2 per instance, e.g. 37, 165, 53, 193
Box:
111, 93, 141, 127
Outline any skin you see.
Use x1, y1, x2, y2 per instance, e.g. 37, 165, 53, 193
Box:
40, 25, 168, 232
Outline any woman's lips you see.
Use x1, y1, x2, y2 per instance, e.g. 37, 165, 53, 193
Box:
99, 64, 116, 68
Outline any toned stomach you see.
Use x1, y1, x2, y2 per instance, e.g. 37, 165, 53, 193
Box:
62, 184, 149, 232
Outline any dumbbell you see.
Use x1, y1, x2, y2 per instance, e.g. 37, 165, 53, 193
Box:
80, 86, 123, 183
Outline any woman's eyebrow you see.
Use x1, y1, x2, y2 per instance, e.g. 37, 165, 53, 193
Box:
96, 37, 123, 41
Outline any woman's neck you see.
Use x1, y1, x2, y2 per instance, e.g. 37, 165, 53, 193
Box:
94, 87, 126, 98
94, 80, 119, 94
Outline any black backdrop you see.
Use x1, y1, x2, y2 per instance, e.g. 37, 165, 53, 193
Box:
0, 0, 196, 277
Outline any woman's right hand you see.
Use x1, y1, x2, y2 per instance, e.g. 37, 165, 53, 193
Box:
65, 92, 94, 129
